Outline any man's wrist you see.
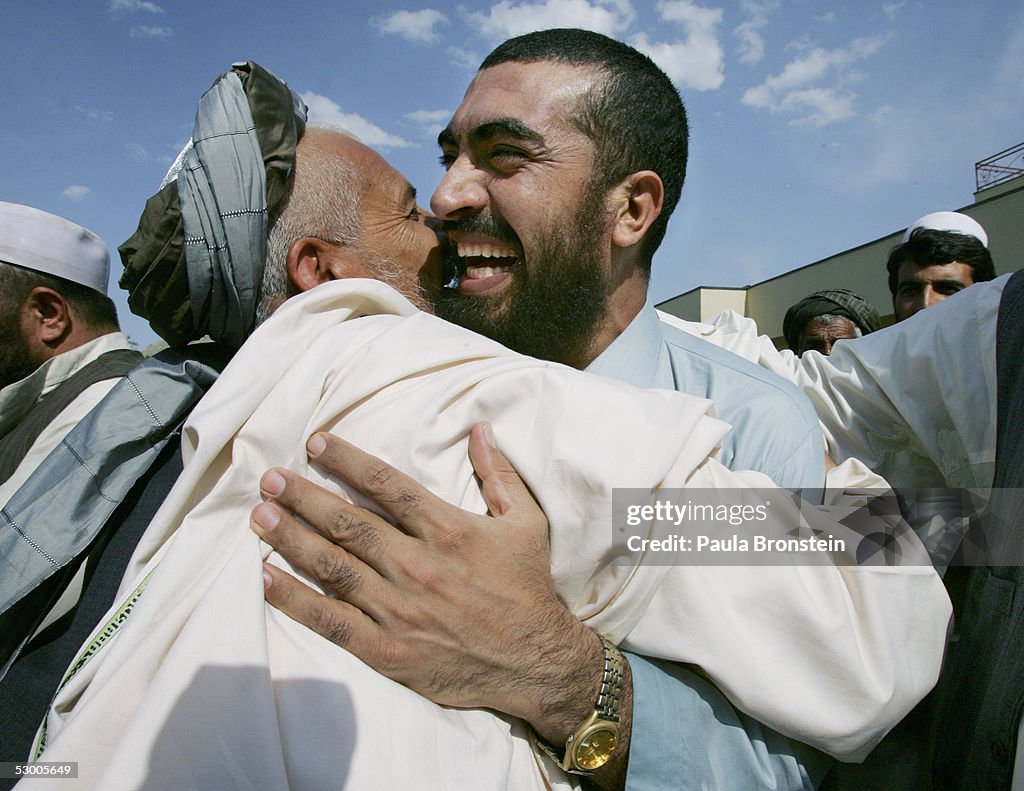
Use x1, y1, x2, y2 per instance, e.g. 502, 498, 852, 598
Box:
535, 636, 625, 774
521, 618, 605, 745
516, 616, 632, 790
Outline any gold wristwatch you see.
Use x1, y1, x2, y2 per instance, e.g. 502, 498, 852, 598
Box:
537, 636, 625, 774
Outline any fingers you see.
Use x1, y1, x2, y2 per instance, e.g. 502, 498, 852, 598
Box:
469, 422, 547, 528
252, 499, 390, 620
258, 467, 397, 566
261, 561, 379, 651
305, 433, 454, 538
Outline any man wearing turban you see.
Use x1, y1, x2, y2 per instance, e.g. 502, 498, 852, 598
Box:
782, 289, 882, 356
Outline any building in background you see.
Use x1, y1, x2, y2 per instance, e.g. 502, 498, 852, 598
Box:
659, 141, 1024, 347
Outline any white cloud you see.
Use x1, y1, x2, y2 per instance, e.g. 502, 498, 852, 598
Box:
372, 9, 449, 45
130, 25, 172, 38
447, 46, 481, 71
734, 0, 777, 65
776, 87, 855, 126
741, 35, 887, 125
108, 0, 164, 13
406, 109, 451, 124
62, 185, 90, 201
466, 0, 635, 41
302, 92, 414, 150
815, 11, 837, 24
406, 109, 451, 138
629, 1, 724, 91
882, 2, 904, 23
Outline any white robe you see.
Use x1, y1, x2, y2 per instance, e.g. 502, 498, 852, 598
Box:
657, 274, 1005, 490
29, 281, 951, 790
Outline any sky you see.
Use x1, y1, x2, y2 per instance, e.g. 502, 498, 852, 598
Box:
2, 0, 1022, 348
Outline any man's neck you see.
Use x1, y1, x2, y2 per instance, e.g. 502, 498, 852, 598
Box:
573, 281, 647, 370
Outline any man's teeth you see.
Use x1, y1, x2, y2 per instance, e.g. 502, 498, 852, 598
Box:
457, 242, 517, 259
466, 265, 512, 279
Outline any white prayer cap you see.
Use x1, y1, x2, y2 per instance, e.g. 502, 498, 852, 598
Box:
902, 211, 988, 248
0, 202, 110, 294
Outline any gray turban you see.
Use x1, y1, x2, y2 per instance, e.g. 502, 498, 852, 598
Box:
782, 289, 882, 351
119, 61, 306, 350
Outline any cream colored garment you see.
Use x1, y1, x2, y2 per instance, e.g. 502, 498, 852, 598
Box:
0, 332, 131, 503
31, 281, 949, 790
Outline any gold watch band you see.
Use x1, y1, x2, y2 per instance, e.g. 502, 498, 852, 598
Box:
536, 635, 625, 774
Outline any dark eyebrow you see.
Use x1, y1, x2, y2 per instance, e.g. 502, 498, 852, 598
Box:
470, 118, 544, 146
437, 118, 545, 150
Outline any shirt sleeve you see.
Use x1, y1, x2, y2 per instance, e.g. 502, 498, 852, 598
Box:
624, 652, 832, 791
695, 276, 1004, 490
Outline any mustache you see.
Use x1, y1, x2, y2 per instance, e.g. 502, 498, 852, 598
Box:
444, 213, 520, 251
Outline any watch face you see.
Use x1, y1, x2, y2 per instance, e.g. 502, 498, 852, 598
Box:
575, 728, 618, 771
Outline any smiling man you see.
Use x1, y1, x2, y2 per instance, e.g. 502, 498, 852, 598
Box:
429, 31, 824, 484
254, 29, 913, 791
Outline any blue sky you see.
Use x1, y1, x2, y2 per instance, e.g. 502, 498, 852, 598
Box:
3, 0, 1022, 347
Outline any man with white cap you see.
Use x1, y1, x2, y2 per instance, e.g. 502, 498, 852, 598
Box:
0, 203, 141, 498
887, 210, 995, 322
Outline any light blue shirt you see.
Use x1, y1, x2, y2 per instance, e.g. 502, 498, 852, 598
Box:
585, 304, 830, 790
587, 303, 825, 490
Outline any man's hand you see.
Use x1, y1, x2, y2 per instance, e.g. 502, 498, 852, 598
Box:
250, 423, 631, 789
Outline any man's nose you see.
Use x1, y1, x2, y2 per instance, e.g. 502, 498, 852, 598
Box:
430, 156, 487, 221
923, 287, 945, 310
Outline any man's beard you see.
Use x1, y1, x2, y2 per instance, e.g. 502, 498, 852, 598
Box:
0, 309, 38, 389
360, 250, 432, 313
435, 188, 610, 368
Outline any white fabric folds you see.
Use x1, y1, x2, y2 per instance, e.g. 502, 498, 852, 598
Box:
30, 281, 951, 790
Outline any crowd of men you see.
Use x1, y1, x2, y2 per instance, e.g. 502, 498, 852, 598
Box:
0, 27, 1020, 791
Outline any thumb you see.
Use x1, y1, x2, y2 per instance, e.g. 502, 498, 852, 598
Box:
468, 422, 543, 524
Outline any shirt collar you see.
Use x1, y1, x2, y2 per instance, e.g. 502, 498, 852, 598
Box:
585, 303, 666, 389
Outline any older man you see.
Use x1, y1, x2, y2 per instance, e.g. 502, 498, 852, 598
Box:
254, 29, 944, 791
0, 61, 438, 763
782, 289, 881, 356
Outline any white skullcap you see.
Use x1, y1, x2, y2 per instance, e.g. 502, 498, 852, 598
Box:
0, 202, 110, 294
902, 211, 988, 248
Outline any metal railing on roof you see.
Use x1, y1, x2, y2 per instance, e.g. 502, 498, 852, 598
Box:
976, 141, 1024, 191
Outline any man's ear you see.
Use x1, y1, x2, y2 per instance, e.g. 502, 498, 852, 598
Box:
609, 171, 663, 251
24, 287, 72, 346
286, 237, 344, 293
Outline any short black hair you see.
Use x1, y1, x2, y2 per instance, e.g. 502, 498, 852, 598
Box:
0, 262, 120, 330
886, 229, 995, 296
480, 28, 688, 271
